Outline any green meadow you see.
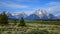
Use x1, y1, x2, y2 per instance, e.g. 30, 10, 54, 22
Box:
0, 20, 60, 34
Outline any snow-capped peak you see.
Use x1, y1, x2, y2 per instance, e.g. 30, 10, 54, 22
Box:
34, 9, 47, 15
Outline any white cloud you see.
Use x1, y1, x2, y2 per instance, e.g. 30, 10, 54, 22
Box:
0, 2, 28, 9
15, 0, 39, 2
46, 2, 60, 6
48, 6, 60, 11
12, 10, 35, 16
45, 2, 60, 14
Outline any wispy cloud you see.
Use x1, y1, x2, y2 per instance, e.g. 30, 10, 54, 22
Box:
48, 6, 60, 11
15, 0, 39, 2
0, 0, 60, 16
0, 2, 28, 9
45, 2, 60, 15
46, 2, 60, 6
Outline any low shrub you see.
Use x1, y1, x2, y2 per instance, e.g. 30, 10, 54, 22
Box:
26, 29, 52, 34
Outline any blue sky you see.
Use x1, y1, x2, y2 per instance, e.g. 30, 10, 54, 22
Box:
0, 0, 60, 15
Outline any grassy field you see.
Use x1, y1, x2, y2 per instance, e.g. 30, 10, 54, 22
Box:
9, 20, 60, 25
26, 20, 60, 25
0, 20, 60, 34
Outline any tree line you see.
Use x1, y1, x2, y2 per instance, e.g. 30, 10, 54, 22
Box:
0, 11, 26, 26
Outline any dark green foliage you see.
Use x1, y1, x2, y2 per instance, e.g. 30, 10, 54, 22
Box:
14, 19, 17, 25
26, 20, 60, 25
26, 29, 52, 34
0, 11, 8, 25
18, 17, 26, 26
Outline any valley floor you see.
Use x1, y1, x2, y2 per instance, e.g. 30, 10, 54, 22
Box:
0, 21, 60, 34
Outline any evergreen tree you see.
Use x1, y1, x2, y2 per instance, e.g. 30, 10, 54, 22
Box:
14, 19, 17, 25
0, 11, 8, 25
0, 14, 2, 23
18, 17, 26, 26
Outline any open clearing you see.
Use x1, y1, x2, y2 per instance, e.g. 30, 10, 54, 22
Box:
0, 21, 60, 34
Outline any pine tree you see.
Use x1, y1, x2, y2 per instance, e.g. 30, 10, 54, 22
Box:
0, 14, 1, 22
14, 19, 17, 25
0, 11, 8, 25
18, 17, 26, 26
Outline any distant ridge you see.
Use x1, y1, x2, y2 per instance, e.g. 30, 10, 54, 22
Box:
0, 9, 60, 20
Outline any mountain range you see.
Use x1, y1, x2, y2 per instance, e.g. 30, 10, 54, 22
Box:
5, 9, 60, 20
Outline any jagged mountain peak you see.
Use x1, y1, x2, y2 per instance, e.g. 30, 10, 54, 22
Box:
2, 9, 59, 20
12, 12, 27, 16
13, 12, 27, 19
25, 14, 40, 20
34, 9, 47, 15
